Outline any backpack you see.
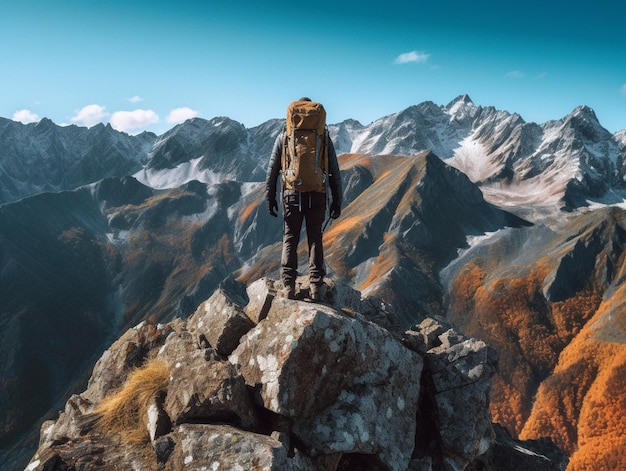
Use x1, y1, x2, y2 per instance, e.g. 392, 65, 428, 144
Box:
281, 100, 329, 193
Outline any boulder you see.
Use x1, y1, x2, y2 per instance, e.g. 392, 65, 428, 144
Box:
82, 321, 173, 404
155, 329, 202, 360
405, 318, 498, 470
244, 276, 276, 323
146, 390, 171, 445
187, 278, 254, 356
35, 394, 96, 452
164, 350, 258, 430
230, 297, 423, 471
170, 423, 316, 470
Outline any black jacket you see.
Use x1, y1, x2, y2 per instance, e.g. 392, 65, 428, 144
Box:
266, 132, 342, 205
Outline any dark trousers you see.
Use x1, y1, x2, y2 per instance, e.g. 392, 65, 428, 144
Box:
281, 191, 326, 286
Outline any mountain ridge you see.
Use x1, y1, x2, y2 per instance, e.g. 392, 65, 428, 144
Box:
2, 96, 625, 215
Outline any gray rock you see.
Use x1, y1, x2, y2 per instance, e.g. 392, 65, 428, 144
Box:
174, 423, 315, 470
230, 297, 423, 471
425, 329, 499, 470
164, 350, 258, 430
403, 316, 453, 353
244, 276, 276, 323
36, 394, 95, 451
146, 392, 171, 444
188, 282, 254, 356
154, 435, 176, 464
82, 321, 172, 404
155, 329, 199, 360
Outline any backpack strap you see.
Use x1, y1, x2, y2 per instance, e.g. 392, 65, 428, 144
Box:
280, 128, 288, 196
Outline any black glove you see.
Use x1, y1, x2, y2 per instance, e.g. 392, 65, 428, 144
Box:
268, 197, 278, 217
330, 200, 341, 219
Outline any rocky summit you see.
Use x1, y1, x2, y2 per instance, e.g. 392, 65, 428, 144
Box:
25, 277, 566, 471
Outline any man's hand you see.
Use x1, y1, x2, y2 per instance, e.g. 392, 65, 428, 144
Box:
330, 200, 341, 219
268, 197, 278, 217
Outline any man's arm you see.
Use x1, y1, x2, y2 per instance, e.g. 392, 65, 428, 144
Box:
266, 133, 283, 216
327, 137, 342, 218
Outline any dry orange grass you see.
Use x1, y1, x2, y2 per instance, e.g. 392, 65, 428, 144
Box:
93, 359, 170, 444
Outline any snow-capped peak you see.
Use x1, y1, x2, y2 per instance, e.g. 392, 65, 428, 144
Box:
445, 94, 474, 113
568, 105, 600, 123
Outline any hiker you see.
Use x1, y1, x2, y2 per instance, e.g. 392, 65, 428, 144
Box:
266, 97, 342, 301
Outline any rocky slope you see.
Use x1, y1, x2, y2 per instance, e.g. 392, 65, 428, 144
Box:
24, 277, 566, 471
240, 151, 528, 326
0, 177, 248, 466
133, 117, 276, 188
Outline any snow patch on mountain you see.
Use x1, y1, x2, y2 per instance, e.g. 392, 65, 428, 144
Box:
447, 137, 496, 182
240, 182, 263, 197
134, 157, 232, 189
452, 230, 503, 262
480, 179, 565, 214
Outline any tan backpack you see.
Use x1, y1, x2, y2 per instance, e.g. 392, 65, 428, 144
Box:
281, 100, 329, 193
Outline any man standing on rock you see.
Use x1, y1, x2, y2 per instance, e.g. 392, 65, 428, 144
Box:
266, 98, 342, 301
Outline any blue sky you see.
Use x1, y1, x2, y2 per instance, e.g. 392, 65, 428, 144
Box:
2, 0, 625, 135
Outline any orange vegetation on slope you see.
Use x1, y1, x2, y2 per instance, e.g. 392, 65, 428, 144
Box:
118, 196, 238, 324
447, 257, 604, 438
520, 290, 626, 471
449, 262, 551, 432
338, 153, 375, 171
447, 244, 626, 471
323, 216, 363, 248
324, 156, 427, 279
570, 348, 626, 471
338, 153, 406, 175
357, 234, 399, 292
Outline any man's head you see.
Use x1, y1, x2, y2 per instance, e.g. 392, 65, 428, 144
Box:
298, 97, 312, 102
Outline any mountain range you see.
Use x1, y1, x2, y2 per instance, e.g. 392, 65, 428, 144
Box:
4, 95, 626, 216
1, 96, 625, 470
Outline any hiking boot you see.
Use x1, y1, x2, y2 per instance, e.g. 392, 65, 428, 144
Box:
309, 283, 322, 302
282, 283, 296, 300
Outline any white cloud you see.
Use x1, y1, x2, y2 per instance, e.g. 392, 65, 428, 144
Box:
71, 104, 109, 127
394, 51, 430, 64
110, 109, 159, 133
621, 83, 626, 96
506, 70, 526, 78
129, 95, 143, 103
166, 107, 199, 124
13, 109, 40, 124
